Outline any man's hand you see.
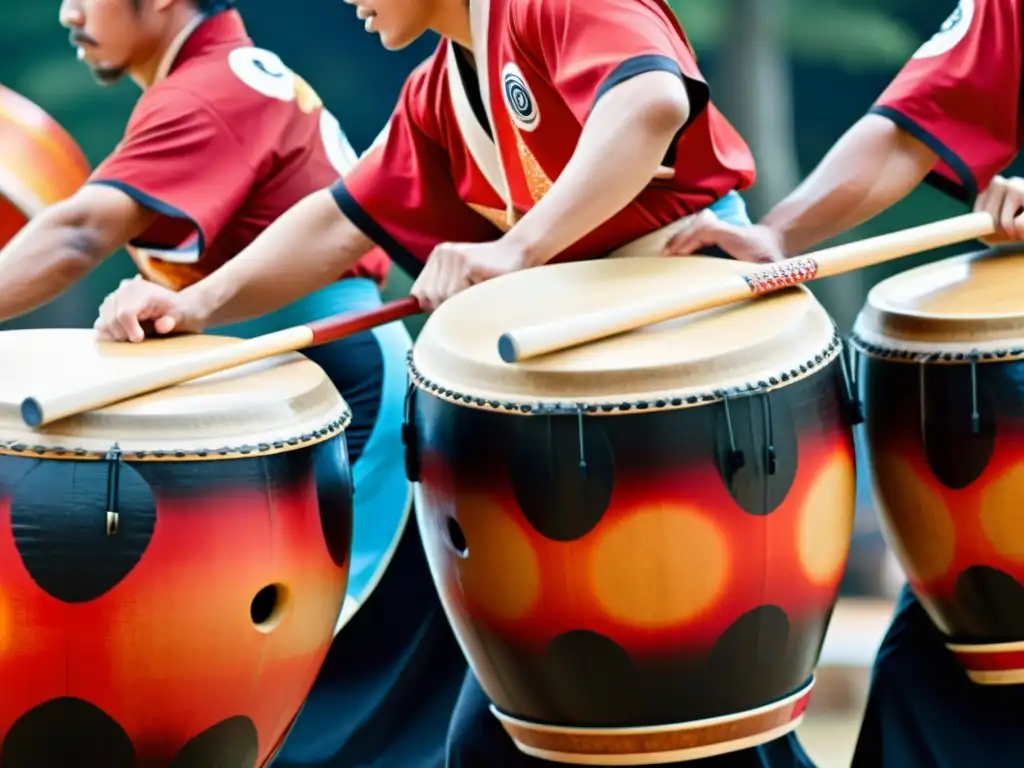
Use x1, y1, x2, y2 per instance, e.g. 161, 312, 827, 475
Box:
661, 209, 787, 263
411, 239, 528, 311
93, 276, 207, 342
975, 176, 1024, 244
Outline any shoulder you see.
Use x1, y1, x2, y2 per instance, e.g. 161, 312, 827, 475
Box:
397, 43, 450, 138
153, 43, 321, 123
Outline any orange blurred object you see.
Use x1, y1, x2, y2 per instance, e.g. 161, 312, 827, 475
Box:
0, 84, 90, 248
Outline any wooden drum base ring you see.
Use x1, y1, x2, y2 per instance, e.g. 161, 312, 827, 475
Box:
489, 678, 814, 765
947, 640, 1024, 685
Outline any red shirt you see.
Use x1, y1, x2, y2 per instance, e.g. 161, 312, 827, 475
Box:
871, 0, 1023, 202
90, 11, 390, 290
332, 0, 755, 278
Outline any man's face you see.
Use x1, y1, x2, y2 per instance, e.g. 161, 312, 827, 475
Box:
344, 0, 433, 51
59, 0, 160, 85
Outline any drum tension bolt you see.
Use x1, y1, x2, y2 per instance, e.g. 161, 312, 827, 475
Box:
105, 445, 123, 537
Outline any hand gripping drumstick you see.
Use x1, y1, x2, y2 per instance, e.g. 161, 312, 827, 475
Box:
496, 212, 996, 364
20, 297, 422, 428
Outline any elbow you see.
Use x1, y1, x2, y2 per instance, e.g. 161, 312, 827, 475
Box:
42, 202, 110, 268
639, 81, 691, 139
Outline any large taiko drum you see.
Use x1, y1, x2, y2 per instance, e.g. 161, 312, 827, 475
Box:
0, 329, 353, 767
0, 85, 90, 247
852, 245, 1024, 685
404, 257, 858, 764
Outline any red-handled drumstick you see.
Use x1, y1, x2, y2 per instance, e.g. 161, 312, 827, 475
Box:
20, 296, 422, 428
497, 211, 996, 364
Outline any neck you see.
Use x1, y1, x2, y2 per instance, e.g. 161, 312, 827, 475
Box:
130, 8, 205, 89
430, 0, 473, 51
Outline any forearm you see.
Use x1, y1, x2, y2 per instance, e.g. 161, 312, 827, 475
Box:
0, 207, 106, 322
762, 114, 938, 255
183, 189, 374, 327
505, 71, 689, 266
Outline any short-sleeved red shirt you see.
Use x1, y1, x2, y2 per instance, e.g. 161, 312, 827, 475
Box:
332, 0, 755, 277
870, 0, 1023, 201
90, 10, 390, 290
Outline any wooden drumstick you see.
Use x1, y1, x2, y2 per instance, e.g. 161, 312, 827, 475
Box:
20, 296, 422, 428
497, 211, 996, 364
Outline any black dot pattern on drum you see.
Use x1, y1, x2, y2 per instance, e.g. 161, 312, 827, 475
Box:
712, 395, 799, 516
949, 566, 1024, 641
312, 437, 354, 569
11, 460, 156, 603
509, 417, 614, 541
542, 630, 638, 724
0, 697, 135, 767
168, 716, 259, 768
706, 605, 792, 712
920, 366, 996, 490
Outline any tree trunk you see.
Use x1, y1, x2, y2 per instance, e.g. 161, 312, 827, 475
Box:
710, 0, 862, 329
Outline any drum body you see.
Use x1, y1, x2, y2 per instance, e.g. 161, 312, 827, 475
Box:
0, 330, 353, 767
406, 258, 858, 763
853, 245, 1024, 685
0, 86, 90, 247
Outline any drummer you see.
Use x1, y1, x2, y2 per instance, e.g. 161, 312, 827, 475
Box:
661, 0, 1024, 765
0, 0, 464, 765
91, 1, 828, 766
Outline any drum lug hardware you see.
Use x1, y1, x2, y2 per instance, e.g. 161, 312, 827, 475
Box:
839, 346, 864, 425
576, 405, 588, 477
721, 394, 745, 479
969, 358, 980, 435
761, 397, 777, 475
402, 382, 421, 483
105, 445, 123, 537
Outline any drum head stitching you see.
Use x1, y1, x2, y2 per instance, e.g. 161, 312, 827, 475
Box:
405, 333, 844, 415
0, 409, 352, 462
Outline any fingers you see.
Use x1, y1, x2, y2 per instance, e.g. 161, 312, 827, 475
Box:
662, 210, 726, 257
154, 316, 177, 335
412, 244, 471, 312
92, 280, 180, 343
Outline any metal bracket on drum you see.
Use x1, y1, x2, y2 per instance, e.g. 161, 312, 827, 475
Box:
402, 382, 421, 483
105, 444, 122, 537
840, 346, 865, 426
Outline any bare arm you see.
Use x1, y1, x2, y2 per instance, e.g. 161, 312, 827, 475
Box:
504, 70, 690, 266
181, 188, 374, 327
0, 184, 155, 321
763, 114, 938, 255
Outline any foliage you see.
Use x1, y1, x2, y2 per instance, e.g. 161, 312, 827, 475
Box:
668, 0, 933, 71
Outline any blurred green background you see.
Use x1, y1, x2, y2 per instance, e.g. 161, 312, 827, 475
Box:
0, 0, 1014, 596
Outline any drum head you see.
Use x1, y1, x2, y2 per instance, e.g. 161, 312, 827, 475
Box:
411, 257, 839, 409
853, 246, 1024, 357
0, 329, 349, 457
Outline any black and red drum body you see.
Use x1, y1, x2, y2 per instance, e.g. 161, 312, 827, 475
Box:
852, 245, 1024, 685
0, 85, 90, 248
404, 257, 859, 763
0, 329, 353, 767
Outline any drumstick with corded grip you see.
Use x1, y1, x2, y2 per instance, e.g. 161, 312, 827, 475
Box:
20, 296, 422, 428
497, 211, 996, 364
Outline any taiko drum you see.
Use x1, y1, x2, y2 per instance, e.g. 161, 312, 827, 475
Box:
0, 85, 90, 247
404, 257, 858, 764
853, 245, 1024, 685
0, 329, 353, 767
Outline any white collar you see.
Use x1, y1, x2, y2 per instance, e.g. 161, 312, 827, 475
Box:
152, 13, 207, 85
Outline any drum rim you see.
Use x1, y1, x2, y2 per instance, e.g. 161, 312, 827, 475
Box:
0, 406, 352, 462
405, 330, 844, 415
848, 331, 1024, 364
851, 246, 1024, 361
